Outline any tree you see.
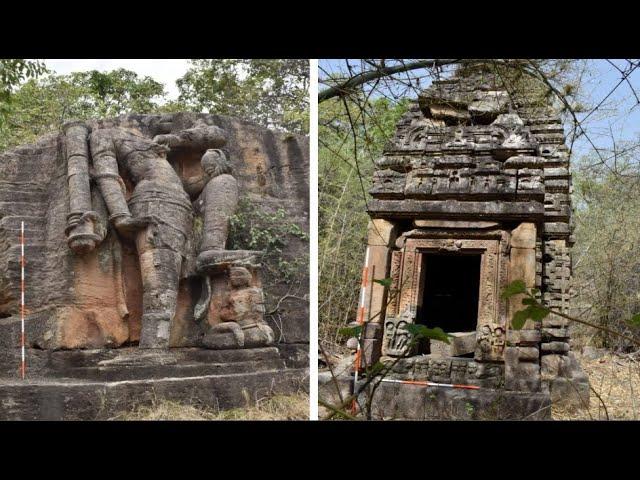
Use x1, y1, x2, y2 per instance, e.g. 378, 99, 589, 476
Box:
319, 96, 407, 344
68, 69, 166, 117
176, 59, 309, 134
0, 69, 167, 150
572, 150, 640, 349
0, 59, 47, 128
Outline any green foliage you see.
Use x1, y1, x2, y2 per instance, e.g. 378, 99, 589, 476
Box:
1, 61, 308, 151
502, 280, 550, 330
465, 402, 475, 415
176, 59, 309, 134
0, 69, 167, 150
511, 305, 550, 330
572, 153, 640, 348
319, 96, 408, 344
365, 361, 385, 377
405, 324, 452, 344
68, 69, 166, 116
338, 325, 362, 338
627, 314, 640, 329
501, 280, 527, 299
228, 198, 308, 284
0, 59, 47, 133
373, 278, 393, 288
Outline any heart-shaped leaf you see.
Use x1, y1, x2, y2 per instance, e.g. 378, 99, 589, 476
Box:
511, 309, 530, 330
501, 280, 527, 299
338, 325, 362, 338
406, 323, 451, 344
373, 278, 393, 288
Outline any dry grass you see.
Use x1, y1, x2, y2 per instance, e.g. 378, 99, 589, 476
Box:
111, 393, 309, 421
552, 352, 640, 420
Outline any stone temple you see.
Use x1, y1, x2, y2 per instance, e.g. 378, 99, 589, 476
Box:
346, 64, 588, 419
0, 113, 309, 420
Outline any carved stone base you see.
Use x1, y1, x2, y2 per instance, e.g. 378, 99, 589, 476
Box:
362, 382, 551, 420
196, 249, 263, 274
541, 352, 590, 409
0, 347, 307, 420
201, 322, 275, 350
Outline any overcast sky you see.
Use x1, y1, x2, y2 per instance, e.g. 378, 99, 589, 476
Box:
44, 59, 191, 100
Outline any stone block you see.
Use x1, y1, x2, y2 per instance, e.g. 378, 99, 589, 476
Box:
365, 382, 552, 420
517, 347, 539, 362
505, 346, 541, 392
541, 341, 569, 354
541, 354, 563, 377
370, 169, 406, 198
362, 338, 382, 367
363, 322, 382, 339
509, 329, 542, 346
511, 222, 537, 249
541, 327, 569, 341
542, 313, 569, 328
430, 331, 476, 358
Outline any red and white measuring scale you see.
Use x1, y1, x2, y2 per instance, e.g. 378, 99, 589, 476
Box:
350, 246, 370, 414
20, 221, 26, 379
380, 378, 480, 390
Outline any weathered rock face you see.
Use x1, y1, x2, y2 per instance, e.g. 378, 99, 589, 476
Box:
355, 64, 588, 410
0, 113, 309, 359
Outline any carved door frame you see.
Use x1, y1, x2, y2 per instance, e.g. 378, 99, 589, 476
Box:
389, 235, 509, 362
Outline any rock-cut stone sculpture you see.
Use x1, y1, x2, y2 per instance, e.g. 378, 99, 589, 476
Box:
63, 118, 274, 349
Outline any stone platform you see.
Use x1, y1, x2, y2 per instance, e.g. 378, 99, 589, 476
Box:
319, 373, 551, 420
0, 347, 308, 420
361, 381, 551, 420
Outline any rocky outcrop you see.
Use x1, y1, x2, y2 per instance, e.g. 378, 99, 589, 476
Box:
0, 113, 309, 359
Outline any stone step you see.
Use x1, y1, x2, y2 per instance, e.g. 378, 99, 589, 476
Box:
0, 367, 308, 420
358, 379, 551, 420
0, 347, 285, 378
49, 358, 287, 382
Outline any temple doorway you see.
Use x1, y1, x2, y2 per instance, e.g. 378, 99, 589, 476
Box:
418, 253, 481, 334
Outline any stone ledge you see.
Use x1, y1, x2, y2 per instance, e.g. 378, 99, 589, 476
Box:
0, 367, 308, 420
361, 381, 551, 420
368, 199, 545, 219
0, 347, 287, 380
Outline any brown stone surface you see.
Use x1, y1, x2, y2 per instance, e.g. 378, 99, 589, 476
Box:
430, 331, 476, 357
354, 65, 586, 413
0, 347, 307, 420
0, 113, 309, 355
366, 219, 396, 326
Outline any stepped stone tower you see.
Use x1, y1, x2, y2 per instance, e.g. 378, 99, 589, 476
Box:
357, 63, 588, 417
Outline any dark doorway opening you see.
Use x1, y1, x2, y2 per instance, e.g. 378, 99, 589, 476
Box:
418, 253, 481, 333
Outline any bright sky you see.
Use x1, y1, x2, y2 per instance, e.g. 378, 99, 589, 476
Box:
44, 59, 191, 100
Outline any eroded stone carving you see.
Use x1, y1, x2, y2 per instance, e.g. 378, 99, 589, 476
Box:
58, 119, 274, 350
0, 112, 308, 420
201, 266, 274, 349
383, 315, 413, 357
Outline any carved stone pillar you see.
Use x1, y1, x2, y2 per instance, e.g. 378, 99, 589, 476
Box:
361, 219, 397, 367
505, 222, 541, 391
